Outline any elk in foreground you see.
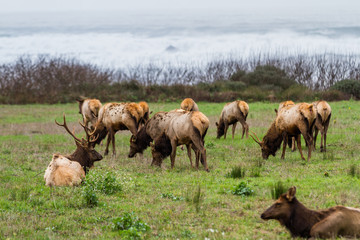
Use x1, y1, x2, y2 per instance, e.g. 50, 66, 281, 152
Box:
251, 103, 316, 161
261, 186, 360, 239
312, 100, 332, 152
92, 102, 143, 156
180, 98, 199, 111
275, 100, 295, 152
151, 111, 210, 171
76, 97, 102, 130
216, 100, 249, 139
128, 110, 201, 167
44, 115, 103, 186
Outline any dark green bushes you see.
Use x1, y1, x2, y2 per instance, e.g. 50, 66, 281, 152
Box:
332, 79, 360, 99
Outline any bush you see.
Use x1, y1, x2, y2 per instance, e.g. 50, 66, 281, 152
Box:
84, 170, 122, 195
231, 182, 254, 196
270, 181, 287, 199
226, 166, 246, 179
82, 185, 98, 207
332, 79, 360, 99
112, 212, 150, 239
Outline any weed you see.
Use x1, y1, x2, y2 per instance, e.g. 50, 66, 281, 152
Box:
271, 181, 287, 200
186, 185, 204, 213
231, 182, 254, 196
161, 193, 184, 201
112, 212, 150, 239
226, 165, 246, 179
82, 185, 98, 207
181, 229, 196, 238
250, 166, 261, 177
349, 164, 360, 178
84, 170, 122, 195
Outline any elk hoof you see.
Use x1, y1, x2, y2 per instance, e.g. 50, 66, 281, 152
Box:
205, 168, 210, 172
104, 150, 109, 156
320, 148, 325, 152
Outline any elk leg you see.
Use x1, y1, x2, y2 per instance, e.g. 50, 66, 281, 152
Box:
111, 131, 116, 157
104, 132, 111, 156
186, 144, 193, 168
301, 130, 313, 162
313, 127, 319, 150
320, 126, 325, 152
296, 135, 306, 161
190, 135, 208, 172
191, 144, 200, 169
238, 117, 249, 139
232, 122, 237, 139
224, 122, 229, 139
281, 134, 287, 160
170, 140, 177, 169
323, 114, 331, 152
291, 137, 296, 152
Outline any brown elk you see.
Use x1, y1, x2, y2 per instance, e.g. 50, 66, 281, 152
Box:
251, 103, 316, 161
128, 110, 201, 167
261, 186, 360, 239
76, 97, 102, 130
312, 100, 332, 152
92, 102, 143, 156
180, 98, 199, 111
275, 100, 295, 152
216, 100, 249, 139
151, 111, 209, 171
44, 114, 103, 186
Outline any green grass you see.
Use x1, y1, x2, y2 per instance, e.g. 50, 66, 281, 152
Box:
0, 101, 360, 239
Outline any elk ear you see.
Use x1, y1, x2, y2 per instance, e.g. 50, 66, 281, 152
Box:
286, 186, 296, 201
308, 104, 313, 109
215, 122, 218, 127
274, 109, 278, 115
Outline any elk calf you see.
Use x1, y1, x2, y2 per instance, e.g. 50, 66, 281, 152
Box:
92, 102, 143, 156
44, 115, 103, 186
216, 100, 249, 139
261, 186, 360, 239
180, 98, 199, 111
151, 111, 210, 171
313, 100, 332, 152
251, 103, 316, 161
76, 97, 102, 130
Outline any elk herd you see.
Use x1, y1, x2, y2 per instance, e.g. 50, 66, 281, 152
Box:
43, 97, 360, 239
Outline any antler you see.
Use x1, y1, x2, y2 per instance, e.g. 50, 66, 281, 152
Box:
250, 131, 262, 146
79, 121, 99, 143
55, 114, 82, 143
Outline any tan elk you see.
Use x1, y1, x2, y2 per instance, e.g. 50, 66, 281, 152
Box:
312, 100, 332, 152
76, 97, 102, 130
275, 100, 295, 152
216, 100, 249, 139
92, 102, 143, 156
138, 101, 151, 127
251, 103, 316, 161
44, 114, 103, 186
180, 98, 199, 111
151, 111, 210, 171
261, 186, 360, 239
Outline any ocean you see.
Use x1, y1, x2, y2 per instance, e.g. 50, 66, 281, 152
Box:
1, 9, 360, 69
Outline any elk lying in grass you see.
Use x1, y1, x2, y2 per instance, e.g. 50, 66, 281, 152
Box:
44, 115, 103, 186
251, 103, 316, 161
313, 100, 332, 152
180, 98, 199, 111
92, 102, 143, 156
76, 97, 102, 130
151, 111, 210, 171
275, 100, 295, 152
216, 100, 249, 139
261, 186, 360, 239
138, 101, 151, 127
128, 110, 201, 167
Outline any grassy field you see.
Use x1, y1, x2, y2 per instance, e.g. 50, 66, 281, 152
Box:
0, 101, 360, 239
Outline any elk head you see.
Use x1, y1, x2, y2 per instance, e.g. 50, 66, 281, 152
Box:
261, 186, 297, 221
55, 114, 103, 172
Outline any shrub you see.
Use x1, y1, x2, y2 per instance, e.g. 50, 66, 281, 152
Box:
348, 164, 360, 178
185, 185, 204, 213
226, 166, 246, 179
332, 79, 360, 99
84, 170, 122, 195
270, 181, 287, 199
82, 185, 98, 207
231, 182, 254, 196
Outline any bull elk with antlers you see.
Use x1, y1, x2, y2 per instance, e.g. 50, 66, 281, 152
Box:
44, 114, 103, 187
251, 103, 316, 161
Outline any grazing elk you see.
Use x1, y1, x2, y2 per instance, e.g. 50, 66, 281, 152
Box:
216, 100, 249, 139
312, 100, 332, 152
151, 111, 210, 171
180, 98, 199, 111
261, 186, 360, 239
138, 101, 151, 127
92, 102, 143, 156
76, 97, 102, 130
251, 103, 316, 161
44, 114, 103, 186
275, 100, 295, 152
128, 110, 201, 167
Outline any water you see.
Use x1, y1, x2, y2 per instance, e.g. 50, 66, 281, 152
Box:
1, 9, 360, 68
